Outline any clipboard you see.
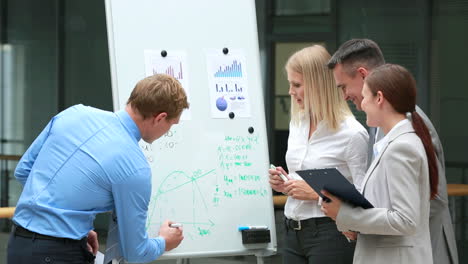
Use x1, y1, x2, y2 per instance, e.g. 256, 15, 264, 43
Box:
296, 168, 374, 209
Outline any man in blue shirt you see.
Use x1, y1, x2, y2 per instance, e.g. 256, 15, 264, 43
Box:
7, 74, 189, 264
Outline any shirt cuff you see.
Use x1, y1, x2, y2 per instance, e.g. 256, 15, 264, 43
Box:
155, 236, 166, 253
336, 203, 355, 232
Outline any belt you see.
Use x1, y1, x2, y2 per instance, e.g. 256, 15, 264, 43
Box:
13, 224, 86, 243
285, 217, 333, 231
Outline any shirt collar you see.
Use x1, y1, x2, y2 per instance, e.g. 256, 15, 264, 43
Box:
116, 110, 141, 142
299, 115, 328, 139
373, 119, 409, 157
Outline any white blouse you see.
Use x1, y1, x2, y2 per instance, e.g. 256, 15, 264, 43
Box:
284, 115, 369, 220
373, 119, 409, 158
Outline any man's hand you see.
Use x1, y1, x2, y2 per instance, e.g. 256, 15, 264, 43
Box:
159, 220, 184, 251
342, 231, 357, 241
268, 166, 289, 193
87, 230, 99, 255
320, 190, 342, 220
283, 180, 319, 200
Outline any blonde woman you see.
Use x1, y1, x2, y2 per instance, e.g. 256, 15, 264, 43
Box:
269, 45, 368, 263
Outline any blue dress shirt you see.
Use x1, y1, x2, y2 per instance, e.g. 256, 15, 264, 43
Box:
13, 104, 165, 263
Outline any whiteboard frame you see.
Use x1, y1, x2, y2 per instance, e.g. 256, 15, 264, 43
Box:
104, 0, 120, 111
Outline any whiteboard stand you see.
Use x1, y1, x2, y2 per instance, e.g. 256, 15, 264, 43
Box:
255, 249, 274, 264
174, 256, 265, 264
256, 256, 265, 264
176, 259, 190, 264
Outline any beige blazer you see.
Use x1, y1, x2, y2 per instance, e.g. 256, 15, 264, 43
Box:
375, 106, 458, 264
337, 121, 432, 264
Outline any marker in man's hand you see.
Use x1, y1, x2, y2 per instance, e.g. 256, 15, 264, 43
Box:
170, 223, 182, 228
270, 164, 288, 182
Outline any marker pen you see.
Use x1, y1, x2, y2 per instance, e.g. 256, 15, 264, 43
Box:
170, 223, 183, 228
270, 164, 288, 182
238, 226, 268, 231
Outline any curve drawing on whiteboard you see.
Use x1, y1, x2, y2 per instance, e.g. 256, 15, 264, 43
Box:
146, 168, 217, 239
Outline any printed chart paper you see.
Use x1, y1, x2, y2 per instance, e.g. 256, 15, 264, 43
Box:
206, 50, 251, 118
144, 50, 191, 120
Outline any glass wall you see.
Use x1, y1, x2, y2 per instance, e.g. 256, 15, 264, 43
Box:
432, 0, 468, 260
63, 0, 112, 109
0, 0, 112, 234
2, 0, 59, 153
0, 0, 112, 156
1, 0, 60, 221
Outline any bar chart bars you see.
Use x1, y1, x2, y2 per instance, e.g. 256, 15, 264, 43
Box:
153, 62, 184, 80
215, 83, 243, 93
214, 60, 242, 78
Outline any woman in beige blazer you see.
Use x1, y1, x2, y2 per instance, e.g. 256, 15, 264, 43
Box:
321, 64, 439, 264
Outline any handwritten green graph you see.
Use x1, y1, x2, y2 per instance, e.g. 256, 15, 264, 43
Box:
146, 169, 217, 239
145, 134, 268, 241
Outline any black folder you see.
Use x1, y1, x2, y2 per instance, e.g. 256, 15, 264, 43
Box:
296, 168, 374, 209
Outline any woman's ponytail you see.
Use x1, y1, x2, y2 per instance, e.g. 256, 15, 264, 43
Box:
411, 111, 439, 199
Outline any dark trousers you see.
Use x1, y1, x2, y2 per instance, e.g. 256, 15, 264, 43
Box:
283, 217, 355, 264
7, 226, 95, 264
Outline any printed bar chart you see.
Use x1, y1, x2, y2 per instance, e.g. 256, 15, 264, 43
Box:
215, 83, 243, 93
153, 62, 184, 80
214, 60, 242, 78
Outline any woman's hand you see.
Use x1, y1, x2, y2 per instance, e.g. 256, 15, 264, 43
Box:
268, 166, 289, 193
283, 180, 319, 200
320, 190, 342, 220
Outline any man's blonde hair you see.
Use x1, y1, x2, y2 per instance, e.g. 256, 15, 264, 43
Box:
285, 45, 351, 131
127, 74, 189, 120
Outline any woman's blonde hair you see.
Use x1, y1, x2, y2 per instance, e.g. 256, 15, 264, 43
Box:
285, 45, 351, 131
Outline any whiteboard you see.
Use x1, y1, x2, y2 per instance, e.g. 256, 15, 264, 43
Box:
105, 0, 277, 259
